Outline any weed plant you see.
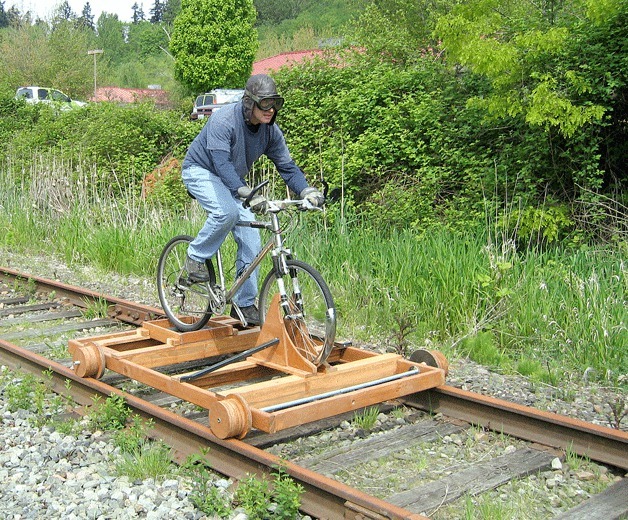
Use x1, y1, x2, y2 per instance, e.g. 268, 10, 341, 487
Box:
234, 468, 304, 519
81, 297, 110, 320
114, 441, 174, 480
87, 393, 131, 431
183, 453, 303, 519
352, 406, 380, 430
0, 154, 625, 386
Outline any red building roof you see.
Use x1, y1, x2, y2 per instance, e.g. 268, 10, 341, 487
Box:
252, 50, 324, 75
90, 86, 170, 106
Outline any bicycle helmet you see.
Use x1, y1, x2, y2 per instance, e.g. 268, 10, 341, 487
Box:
242, 74, 283, 125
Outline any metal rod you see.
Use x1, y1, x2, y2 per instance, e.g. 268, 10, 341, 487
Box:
262, 366, 419, 412
180, 338, 279, 382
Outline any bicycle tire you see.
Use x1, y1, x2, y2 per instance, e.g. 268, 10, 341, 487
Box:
259, 259, 336, 366
156, 235, 215, 332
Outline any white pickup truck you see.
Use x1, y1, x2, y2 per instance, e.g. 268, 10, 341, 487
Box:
15, 86, 86, 109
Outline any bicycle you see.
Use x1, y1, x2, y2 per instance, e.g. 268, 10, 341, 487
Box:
156, 181, 336, 367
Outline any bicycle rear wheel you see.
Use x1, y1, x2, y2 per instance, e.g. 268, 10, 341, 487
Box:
156, 235, 215, 332
259, 259, 336, 366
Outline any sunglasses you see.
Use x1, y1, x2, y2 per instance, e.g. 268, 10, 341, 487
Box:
250, 94, 285, 111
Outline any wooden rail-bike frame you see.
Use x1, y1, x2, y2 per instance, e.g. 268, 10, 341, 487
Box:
68, 291, 448, 440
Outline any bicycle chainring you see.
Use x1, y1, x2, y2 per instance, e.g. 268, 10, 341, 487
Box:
209, 285, 226, 315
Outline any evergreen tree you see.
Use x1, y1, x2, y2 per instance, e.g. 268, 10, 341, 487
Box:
0, 1, 9, 29
77, 2, 95, 30
150, 0, 164, 22
132, 2, 146, 23
162, 0, 181, 26
55, 0, 76, 22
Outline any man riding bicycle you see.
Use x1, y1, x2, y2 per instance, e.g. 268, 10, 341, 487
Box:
182, 74, 324, 326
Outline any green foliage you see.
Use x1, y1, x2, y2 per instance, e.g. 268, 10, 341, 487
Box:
81, 296, 110, 319
182, 450, 233, 518
170, 0, 258, 92
114, 441, 174, 480
460, 331, 504, 367
2, 100, 195, 199
516, 357, 543, 379
352, 406, 380, 430
434, 0, 623, 139
3, 373, 47, 414
276, 56, 495, 230
88, 393, 132, 431
0, 23, 93, 99
270, 467, 304, 520
234, 474, 271, 518
345, 0, 448, 65
257, 0, 358, 42
233, 468, 304, 519
502, 204, 574, 247
113, 414, 154, 453
191, 484, 232, 517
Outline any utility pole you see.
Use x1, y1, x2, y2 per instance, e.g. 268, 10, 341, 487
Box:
87, 49, 104, 99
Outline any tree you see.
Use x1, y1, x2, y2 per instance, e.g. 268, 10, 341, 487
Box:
254, 0, 313, 25
0, 1, 8, 29
0, 21, 92, 98
127, 20, 169, 59
162, 0, 181, 25
54, 0, 76, 23
77, 2, 95, 30
170, 0, 258, 93
47, 20, 93, 95
132, 2, 146, 23
434, 0, 613, 138
95, 13, 127, 67
150, 0, 165, 22
346, 0, 448, 65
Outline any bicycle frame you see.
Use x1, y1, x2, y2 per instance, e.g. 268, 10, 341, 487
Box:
217, 209, 293, 306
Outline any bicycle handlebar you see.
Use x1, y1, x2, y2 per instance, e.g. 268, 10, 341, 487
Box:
266, 198, 323, 212
242, 180, 324, 213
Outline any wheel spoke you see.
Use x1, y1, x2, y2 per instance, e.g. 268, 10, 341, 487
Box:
259, 260, 335, 366
156, 236, 215, 331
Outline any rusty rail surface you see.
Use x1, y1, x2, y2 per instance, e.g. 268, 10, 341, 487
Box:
0, 266, 162, 325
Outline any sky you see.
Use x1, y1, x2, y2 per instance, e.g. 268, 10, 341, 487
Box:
9, 0, 140, 22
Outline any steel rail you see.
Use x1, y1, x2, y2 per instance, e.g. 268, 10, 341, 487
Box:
404, 385, 628, 470
0, 339, 427, 520
0, 266, 162, 325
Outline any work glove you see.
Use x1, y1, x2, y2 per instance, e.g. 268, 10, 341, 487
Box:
300, 187, 325, 208
237, 186, 268, 215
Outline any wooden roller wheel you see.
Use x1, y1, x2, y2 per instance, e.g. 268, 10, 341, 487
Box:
409, 349, 449, 375
73, 343, 106, 379
208, 394, 252, 439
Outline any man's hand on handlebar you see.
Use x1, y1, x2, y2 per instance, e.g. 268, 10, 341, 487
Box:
238, 186, 268, 215
300, 187, 325, 208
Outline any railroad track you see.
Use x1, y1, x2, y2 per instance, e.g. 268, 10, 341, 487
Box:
0, 266, 626, 520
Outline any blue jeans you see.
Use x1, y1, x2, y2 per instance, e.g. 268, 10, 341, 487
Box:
182, 165, 261, 307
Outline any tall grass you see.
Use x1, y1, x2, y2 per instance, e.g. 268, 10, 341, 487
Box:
1, 153, 625, 385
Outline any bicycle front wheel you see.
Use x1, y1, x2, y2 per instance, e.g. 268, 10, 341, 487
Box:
259, 259, 336, 366
156, 235, 214, 332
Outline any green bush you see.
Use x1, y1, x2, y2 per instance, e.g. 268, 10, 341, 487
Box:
0, 98, 198, 200
275, 56, 497, 230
